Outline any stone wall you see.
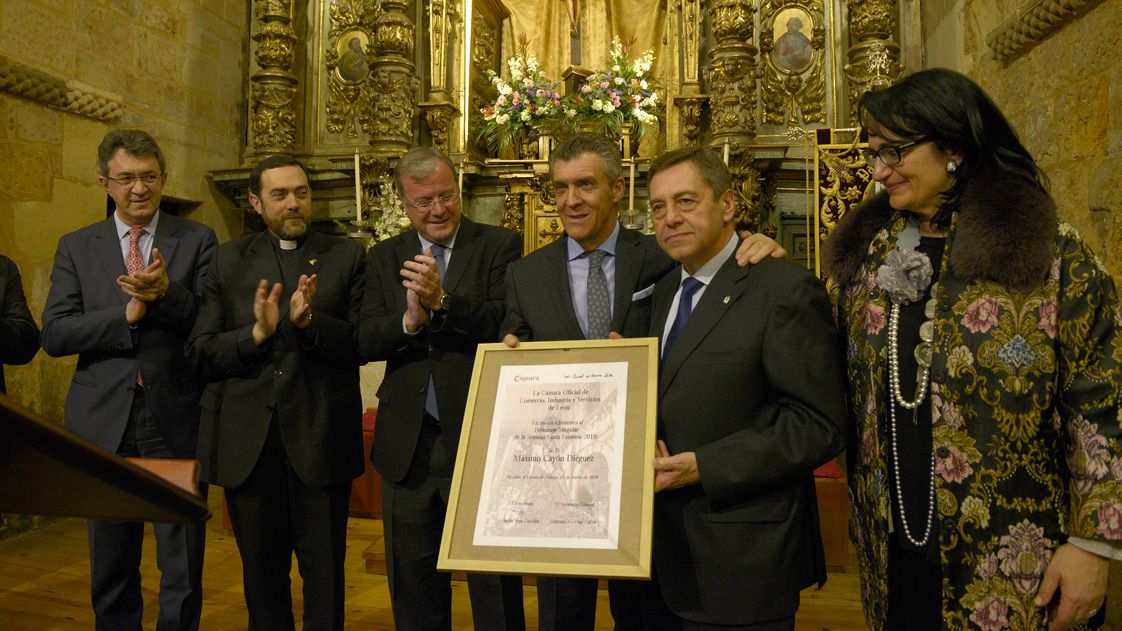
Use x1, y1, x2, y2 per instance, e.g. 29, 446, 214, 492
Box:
960, 0, 1122, 280
0, 0, 248, 539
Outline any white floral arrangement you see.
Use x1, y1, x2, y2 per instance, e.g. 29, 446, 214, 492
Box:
478, 36, 562, 153
569, 36, 660, 137
371, 174, 411, 242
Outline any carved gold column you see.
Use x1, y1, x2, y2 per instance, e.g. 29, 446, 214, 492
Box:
363, 0, 419, 157
419, 0, 460, 155
250, 0, 299, 156
843, 0, 901, 120
706, 0, 761, 231
671, 0, 707, 148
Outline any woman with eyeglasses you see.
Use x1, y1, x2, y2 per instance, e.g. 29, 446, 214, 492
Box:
823, 68, 1121, 630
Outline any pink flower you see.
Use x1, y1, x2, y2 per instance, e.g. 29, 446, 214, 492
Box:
600, 81, 610, 89
1037, 297, 1058, 338
970, 595, 1010, 630
962, 297, 1000, 334
932, 394, 963, 429
858, 303, 886, 335
997, 520, 1052, 594
935, 444, 972, 483
1068, 416, 1111, 494
1097, 502, 1122, 539
978, 553, 998, 579
512, 92, 521, 105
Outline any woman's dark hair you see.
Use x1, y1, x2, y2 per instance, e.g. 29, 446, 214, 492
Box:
857, 68, 1046, 229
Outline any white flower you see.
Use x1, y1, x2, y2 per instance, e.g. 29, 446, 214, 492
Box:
612, 64, 621, 72
603, 103, 616, 113
614, 77, 624, 85
520, 110, 531, 122
496, 113, 510, 124
498, 84, 512, 96
640, 79, 648, 90
566, 108, 577, 117
592, 99, 604, 111
496, 95, 506, 106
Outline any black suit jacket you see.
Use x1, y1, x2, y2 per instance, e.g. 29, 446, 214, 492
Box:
649, 252, 846, 625
502, 226, 673, 342
186, 230, 366, 488
41, 214, 217, 457
357, 217, 521, 483
0, 254, 39, 394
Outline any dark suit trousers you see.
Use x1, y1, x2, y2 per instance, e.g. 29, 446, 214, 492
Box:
383, 416, 525, 631
88, 388, 206, 631
225, 415, 351, 631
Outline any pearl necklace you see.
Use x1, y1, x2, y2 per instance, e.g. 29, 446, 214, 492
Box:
886, 286, 939, 547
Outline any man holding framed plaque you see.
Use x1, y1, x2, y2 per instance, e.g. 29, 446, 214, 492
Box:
502, 134, 787, 630
646, 147, 847, 630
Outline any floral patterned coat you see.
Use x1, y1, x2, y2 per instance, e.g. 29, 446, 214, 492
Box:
823, 167, 1122, 630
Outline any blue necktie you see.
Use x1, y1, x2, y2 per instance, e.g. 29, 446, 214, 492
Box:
424, 244, 447, 421
663, 277, 703, 356
586, 250, 610, 339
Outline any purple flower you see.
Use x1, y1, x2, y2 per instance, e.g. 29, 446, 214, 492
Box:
1097, 501, 1122, 539
969, 595, 1010, 630
996, 520, 1052, 595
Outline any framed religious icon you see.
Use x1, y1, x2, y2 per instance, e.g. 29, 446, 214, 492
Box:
438, 338, 659, 579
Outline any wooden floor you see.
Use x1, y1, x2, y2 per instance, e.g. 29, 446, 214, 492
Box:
0, 492, 867, 630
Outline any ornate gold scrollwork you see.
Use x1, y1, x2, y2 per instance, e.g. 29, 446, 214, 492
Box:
363, 0, 418, 157
324, 0, 378, 138
530, 173, 557, 207
472, 14, 498, 69
844, 0, 900, 117
250, 0, 298, 155
421, 103, 457, 154
815, 139, 873, 263
501, 193, 525, 236
373, 0, 416, 60
674, 96, 707, 145
759, 1, 827, 126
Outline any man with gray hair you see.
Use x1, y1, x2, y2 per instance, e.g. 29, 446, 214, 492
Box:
357, 146, 525, 630
41, 129, 217, 630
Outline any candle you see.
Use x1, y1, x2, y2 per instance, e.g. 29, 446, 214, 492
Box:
458, 162, 464, 196
628, 160, 635, 211
722, 138, 730, 165
354, 148, 363, 223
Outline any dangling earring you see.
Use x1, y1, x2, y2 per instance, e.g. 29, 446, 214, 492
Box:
946, 160, 958, 173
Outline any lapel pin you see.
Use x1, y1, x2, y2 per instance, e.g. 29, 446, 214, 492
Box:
723, 295, 731, 304
308, 258, 317, 266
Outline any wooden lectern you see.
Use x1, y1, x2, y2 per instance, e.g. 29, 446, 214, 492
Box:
0, 395, 209, 524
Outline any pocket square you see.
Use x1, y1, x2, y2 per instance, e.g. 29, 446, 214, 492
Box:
631, 284, 655, 301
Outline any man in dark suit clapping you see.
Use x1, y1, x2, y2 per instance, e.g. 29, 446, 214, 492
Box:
186, 155, 365, 631
41, 129, 217, 630
357, 146, 525, 631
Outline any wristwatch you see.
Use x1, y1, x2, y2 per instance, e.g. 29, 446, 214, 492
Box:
439, 292, 452, 312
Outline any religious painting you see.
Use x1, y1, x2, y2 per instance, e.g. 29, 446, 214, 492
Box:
771, 7, 814, 74
335, 31, 370, 83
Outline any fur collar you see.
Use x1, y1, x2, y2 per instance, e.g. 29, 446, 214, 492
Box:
823, 165, 1057, 292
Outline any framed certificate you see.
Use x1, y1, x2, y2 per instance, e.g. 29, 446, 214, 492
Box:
438, 338, 658, 579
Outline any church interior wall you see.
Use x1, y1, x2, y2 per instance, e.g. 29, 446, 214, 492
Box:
0, 0, 248, 539
958, 0, 1122, 279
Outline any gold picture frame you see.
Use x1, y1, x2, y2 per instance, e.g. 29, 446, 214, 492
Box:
438, 338, 658, 579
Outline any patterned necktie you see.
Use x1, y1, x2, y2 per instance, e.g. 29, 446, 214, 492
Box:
663, 277, 704, 356
126, 227, 146, 386
424, 243, 448, 420
586, 249, 610, 339
125, 227, 145, 276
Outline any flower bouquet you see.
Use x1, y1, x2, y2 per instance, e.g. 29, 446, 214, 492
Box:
369, 174, 411, 242
566, 36, 660, 142
478, 37, 563, 157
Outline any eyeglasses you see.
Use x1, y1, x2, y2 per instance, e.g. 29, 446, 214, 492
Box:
407, 191, 459, 210
860, 138, 927, 168
107, 173, 162, 187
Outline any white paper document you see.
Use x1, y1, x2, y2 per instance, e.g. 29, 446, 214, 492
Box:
473, 362, 628, 549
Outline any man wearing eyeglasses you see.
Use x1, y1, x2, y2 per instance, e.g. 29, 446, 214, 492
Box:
41, 129, 217, 631
356, 146, 526, 631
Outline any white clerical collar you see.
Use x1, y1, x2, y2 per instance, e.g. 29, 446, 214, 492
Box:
278, 238, 299, 251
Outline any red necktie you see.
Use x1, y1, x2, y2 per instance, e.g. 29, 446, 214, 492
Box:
126, 227, 145, 386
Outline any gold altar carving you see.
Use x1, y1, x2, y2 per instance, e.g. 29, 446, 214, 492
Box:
250, 0, 299, 154
759, 1, 827, 126
324, 0, 377, 138
366, 0, 418, 156
843, 0, 900, 118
